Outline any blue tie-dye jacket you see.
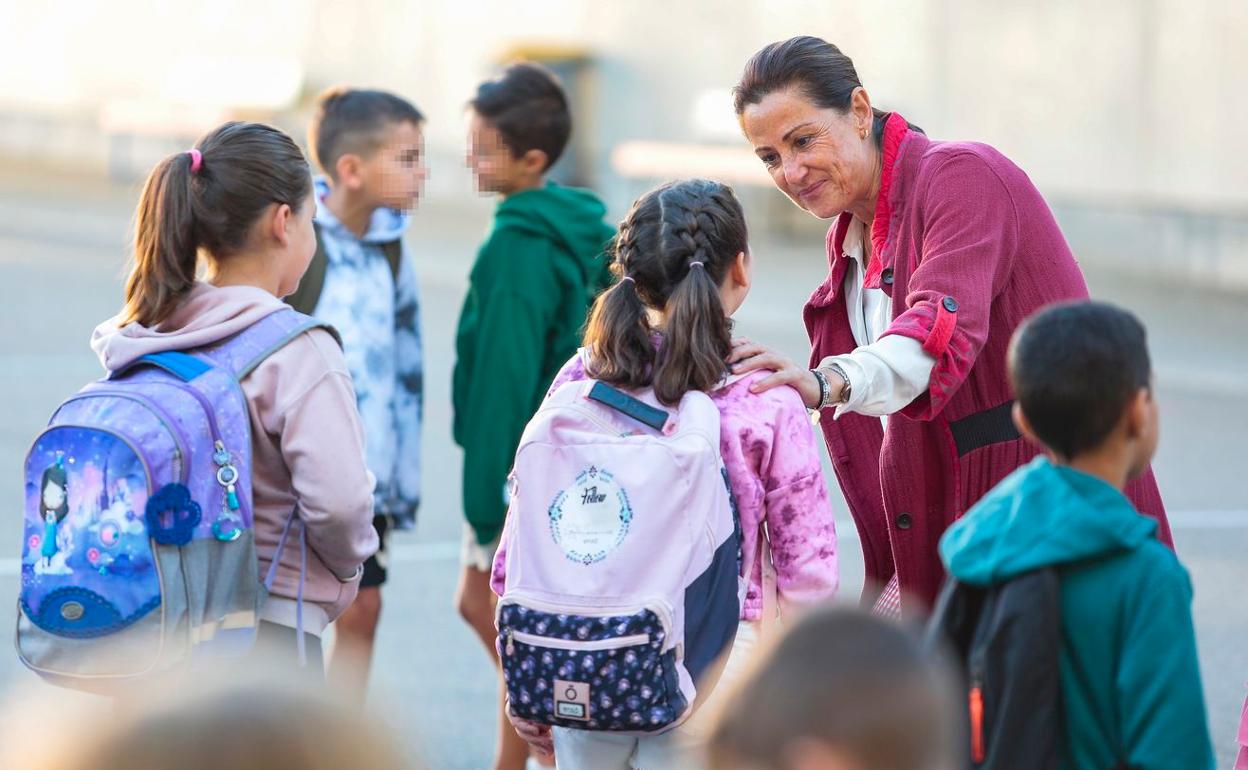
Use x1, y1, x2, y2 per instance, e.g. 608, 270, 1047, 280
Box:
310, 177, 422, 529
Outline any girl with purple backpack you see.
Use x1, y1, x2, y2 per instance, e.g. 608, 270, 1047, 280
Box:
88, 122, 379, 670
492, 179, 840, 769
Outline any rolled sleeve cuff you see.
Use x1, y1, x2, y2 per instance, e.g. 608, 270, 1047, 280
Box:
827, 335, 935, 418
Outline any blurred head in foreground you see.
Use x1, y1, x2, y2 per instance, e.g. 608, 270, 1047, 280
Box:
0, 663, 413, 770
706, 607, 959, 770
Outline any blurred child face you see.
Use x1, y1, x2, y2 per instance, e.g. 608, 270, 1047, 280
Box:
357, 120, 427, 211
467, 111, 530, 196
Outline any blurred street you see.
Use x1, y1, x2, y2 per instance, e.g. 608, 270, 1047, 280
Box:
1, 168, 1245, 767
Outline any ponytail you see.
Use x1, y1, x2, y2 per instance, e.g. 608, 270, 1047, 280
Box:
121, 152, 200, 327
584, 274, 655, 390
587, 179, 747, 406
655, 263, 731, 404
119, 121, 311, 328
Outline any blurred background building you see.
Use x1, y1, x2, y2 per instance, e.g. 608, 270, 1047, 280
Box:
2, 0, 1245, 287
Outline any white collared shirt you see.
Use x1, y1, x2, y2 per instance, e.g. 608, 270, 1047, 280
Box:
825, 219, 936, 421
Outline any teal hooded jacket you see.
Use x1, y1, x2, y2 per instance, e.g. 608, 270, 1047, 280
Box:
940, 457, 1213, 770
452, 182, 614, 545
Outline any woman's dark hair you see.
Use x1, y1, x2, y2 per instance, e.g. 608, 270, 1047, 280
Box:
584, 179, 747, 405
121, 121, 312, 327
1009, 301, 1153, 460
706, 608, 958, 770
734, 36, 920, 147
40, 463, 70, 523
469, 62, 571, 171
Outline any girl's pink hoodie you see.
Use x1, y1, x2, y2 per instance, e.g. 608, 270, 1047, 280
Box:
91, 282, 379, 635
492, 355, 839, 620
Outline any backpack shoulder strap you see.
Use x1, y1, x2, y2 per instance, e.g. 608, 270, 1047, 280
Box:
283, 222, 329, 315
380, 237, 403, 285
197, 308, 341, 381
924, 569, 1062, 769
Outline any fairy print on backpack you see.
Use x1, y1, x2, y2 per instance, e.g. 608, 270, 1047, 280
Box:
17, 308, 334, 691
23, 435, 160, 639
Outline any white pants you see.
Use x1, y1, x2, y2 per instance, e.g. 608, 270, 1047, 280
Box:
552, 621, 760, 770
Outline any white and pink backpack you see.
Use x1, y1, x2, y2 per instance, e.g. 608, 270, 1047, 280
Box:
497, 368, 743, 734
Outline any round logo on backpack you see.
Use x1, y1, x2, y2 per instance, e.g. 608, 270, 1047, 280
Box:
548, 466, 633, 565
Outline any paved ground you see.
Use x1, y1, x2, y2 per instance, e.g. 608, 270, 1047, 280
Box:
0, 169, 1245, 767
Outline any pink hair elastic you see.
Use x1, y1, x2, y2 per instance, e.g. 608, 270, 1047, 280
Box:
187, 149, 203, 175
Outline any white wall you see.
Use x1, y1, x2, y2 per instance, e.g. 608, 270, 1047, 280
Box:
2, 0, 1245, 282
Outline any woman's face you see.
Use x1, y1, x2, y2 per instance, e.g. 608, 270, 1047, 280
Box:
740, 86, 878, 221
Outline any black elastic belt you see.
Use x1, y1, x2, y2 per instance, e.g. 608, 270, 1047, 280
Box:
949, 401, 1021, 456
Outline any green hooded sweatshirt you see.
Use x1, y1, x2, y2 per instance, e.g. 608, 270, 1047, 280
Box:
453, 182, 614, 545
940, 457, 1213, 770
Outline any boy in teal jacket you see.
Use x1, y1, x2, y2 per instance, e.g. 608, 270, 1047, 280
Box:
453, 62, 613, 770
940, 301, 1213, 770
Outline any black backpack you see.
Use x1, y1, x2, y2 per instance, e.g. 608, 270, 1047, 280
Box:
284, 222, 403, 315
923, 568, 1062, 770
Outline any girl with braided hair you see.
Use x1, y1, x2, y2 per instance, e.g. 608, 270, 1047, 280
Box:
491, 179, 839, 770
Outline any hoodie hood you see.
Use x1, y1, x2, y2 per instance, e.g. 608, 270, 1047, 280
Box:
940, 457, 1158, 586
313, 176, 409, 243
495, 181, 614, 280
91, 282, 287, 372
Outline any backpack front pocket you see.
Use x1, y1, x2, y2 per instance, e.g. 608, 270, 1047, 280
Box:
498, 603, 686, 732
20, 426, 162, 641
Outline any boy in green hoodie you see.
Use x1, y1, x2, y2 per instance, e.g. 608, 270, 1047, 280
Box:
939, 301, 1213, 770
453, 61, 613, 770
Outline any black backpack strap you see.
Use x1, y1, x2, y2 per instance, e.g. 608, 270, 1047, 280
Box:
924, 570, 1063, 770
974, 569, 1061, 769
286, 223, 403, 315
284, 222, 329, 315
380, 237, 403, 285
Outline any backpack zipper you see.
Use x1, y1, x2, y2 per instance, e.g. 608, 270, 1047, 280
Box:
969, 675, 985, 763
56, 390, 187, 482
147, 381, 253, 528
498, 594, 675, 653
504, 628, 652, 655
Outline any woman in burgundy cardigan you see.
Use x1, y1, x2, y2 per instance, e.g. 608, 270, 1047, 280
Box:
728, 36, 1171, 614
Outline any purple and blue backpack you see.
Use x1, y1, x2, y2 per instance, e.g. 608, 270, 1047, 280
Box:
16, 308, 331, 690
497, 359, 745, 734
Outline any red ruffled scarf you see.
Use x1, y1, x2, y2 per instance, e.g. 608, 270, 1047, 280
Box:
861, 112, 911, 288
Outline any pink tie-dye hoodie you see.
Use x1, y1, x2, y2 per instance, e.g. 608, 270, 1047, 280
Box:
492, 354, 839, 620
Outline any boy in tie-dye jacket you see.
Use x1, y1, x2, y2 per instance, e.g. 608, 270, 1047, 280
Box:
304, 88, 426, 697
492, 179, 838, 770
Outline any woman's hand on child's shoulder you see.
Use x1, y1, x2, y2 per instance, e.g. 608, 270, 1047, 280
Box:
728, 337, 821, 408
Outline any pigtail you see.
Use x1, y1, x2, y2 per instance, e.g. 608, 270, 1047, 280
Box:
584, 226, 656, 388
653, 209, 733, 404
121, 150, 201, 327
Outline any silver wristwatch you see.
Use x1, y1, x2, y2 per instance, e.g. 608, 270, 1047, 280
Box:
828, 361, 848, 404
818, 362, 851, 408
